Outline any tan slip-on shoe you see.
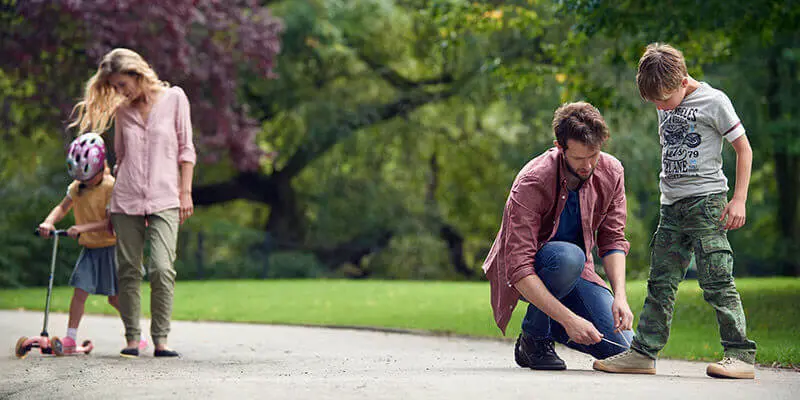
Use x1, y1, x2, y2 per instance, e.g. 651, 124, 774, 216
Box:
593, 349, 656, 375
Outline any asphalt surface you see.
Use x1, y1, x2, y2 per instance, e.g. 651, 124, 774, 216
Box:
1, 310, 797, 399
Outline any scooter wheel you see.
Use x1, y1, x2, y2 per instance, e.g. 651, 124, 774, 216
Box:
51, 336, 64, 356
82, 340, 93, 355
15, 336, 29, 359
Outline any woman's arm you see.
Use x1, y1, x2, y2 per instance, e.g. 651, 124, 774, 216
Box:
179, 161, 194, 224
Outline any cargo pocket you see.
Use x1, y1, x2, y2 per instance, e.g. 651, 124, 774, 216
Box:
701, 235, 732, 254
703, 194, 727, 225
699, 235, 734, 282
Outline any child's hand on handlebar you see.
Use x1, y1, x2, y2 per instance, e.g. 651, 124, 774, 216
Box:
38, 222, 55, 238
67, 225, 82, 239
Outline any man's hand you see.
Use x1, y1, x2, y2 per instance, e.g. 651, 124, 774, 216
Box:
563, 315, 603, 345
721, 197, 746, 230
612, 295, 634, 332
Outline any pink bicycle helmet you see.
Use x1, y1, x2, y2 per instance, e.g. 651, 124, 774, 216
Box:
66, 133, 106, 181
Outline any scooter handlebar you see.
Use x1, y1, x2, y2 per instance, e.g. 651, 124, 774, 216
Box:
34, 229, 71, 237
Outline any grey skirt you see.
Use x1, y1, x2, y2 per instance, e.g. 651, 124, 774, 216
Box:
69, 246, 118, 296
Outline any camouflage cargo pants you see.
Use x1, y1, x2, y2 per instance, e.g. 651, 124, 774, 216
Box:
631, 192, 757, 364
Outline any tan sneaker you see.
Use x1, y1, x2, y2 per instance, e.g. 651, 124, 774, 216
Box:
593, 349, 656, 374
706, 357, 755, 379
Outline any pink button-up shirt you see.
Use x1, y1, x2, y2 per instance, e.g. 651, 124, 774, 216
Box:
482, 148, 630, 334
110, 86, 197, 215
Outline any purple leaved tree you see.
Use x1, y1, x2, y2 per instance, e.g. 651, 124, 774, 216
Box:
4, 0, 283, 171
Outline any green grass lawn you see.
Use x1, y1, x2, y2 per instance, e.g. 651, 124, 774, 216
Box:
1, 277, 797, 366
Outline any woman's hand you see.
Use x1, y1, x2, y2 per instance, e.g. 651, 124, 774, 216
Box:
179, 191, 194, 224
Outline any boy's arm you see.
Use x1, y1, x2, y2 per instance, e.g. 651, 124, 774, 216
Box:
39, 196, 73, 237
722, 135, 752, 230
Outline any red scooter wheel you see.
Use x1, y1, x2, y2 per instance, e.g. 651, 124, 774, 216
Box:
51, 336, 64, 357
15, 336, 29, 359
82, 340, 93, 355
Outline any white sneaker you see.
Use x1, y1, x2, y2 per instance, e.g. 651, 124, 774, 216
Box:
706, 357, 755, 379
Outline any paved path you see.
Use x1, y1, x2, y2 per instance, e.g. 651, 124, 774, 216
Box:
1, 310, 797, 399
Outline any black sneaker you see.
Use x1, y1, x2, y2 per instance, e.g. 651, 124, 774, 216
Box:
154, 349, 180, 358
120, 347, 139, 358
514, 333, 566, 370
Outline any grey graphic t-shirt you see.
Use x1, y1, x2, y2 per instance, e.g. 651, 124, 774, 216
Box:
657, 82, 746, 205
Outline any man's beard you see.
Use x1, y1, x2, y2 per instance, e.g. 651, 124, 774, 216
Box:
565, 159, 594, 181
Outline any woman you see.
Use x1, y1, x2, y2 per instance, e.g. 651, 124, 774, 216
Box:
70, 48, 196, 358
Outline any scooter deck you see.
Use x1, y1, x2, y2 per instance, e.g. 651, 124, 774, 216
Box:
51, 336, 94, 356
15, 335, 94, 358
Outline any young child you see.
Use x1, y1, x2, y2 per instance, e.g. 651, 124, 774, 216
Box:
593, 43, 757, 379
38, 133, 145, 353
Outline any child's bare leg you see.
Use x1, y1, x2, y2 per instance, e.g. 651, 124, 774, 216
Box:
68, 288, 90, 329
108, 295, 120, 312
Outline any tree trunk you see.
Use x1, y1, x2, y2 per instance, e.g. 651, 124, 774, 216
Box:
766, 48, 800, 276
426, 152, 474, 278
265, 171, 307, 244
440, 224, 475, 279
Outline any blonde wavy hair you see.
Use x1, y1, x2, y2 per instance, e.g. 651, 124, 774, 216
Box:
69, 48, 169, 134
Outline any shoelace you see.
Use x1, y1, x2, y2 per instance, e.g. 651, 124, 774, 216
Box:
718, 357, 736, 366
531, 339, 556, 353
606, 350, 634, 361
566, 333, 631, 350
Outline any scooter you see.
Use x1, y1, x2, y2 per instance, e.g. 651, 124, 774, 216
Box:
15, 229, 94, 358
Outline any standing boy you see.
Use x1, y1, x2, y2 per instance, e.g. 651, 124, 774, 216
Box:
593, 43, 757, 379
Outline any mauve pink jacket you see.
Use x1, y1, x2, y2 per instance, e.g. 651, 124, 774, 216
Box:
482, 147, 630, 334
110, 86, 197, 216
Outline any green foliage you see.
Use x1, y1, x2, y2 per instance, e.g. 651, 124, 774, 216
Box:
0, 164, 80, 288
2, 0, 798, 284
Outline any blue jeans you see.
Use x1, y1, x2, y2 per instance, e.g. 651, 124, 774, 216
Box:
521, 241, 633, 359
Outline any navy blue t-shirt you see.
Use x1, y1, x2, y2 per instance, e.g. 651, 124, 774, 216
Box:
551, 188, 625, 258
552, 189, 584, 249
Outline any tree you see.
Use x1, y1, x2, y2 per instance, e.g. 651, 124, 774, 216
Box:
190, 0, 571, 275
1, 0, 283, 170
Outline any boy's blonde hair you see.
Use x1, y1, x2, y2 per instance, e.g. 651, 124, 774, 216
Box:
69, 48, 168, 134
636, 43, 688, 102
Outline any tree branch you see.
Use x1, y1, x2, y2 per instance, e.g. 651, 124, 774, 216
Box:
280, 84, 462, 178
307, 229, 394, 273
193, 171, 277, 206
356, 52, 454, 90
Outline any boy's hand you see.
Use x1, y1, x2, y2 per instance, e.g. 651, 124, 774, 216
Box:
38, 222, 55, 238
721, 198, 746, 230
67, 225, 83, 239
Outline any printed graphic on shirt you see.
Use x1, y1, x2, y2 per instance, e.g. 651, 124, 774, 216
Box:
660, 108, 701, 180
